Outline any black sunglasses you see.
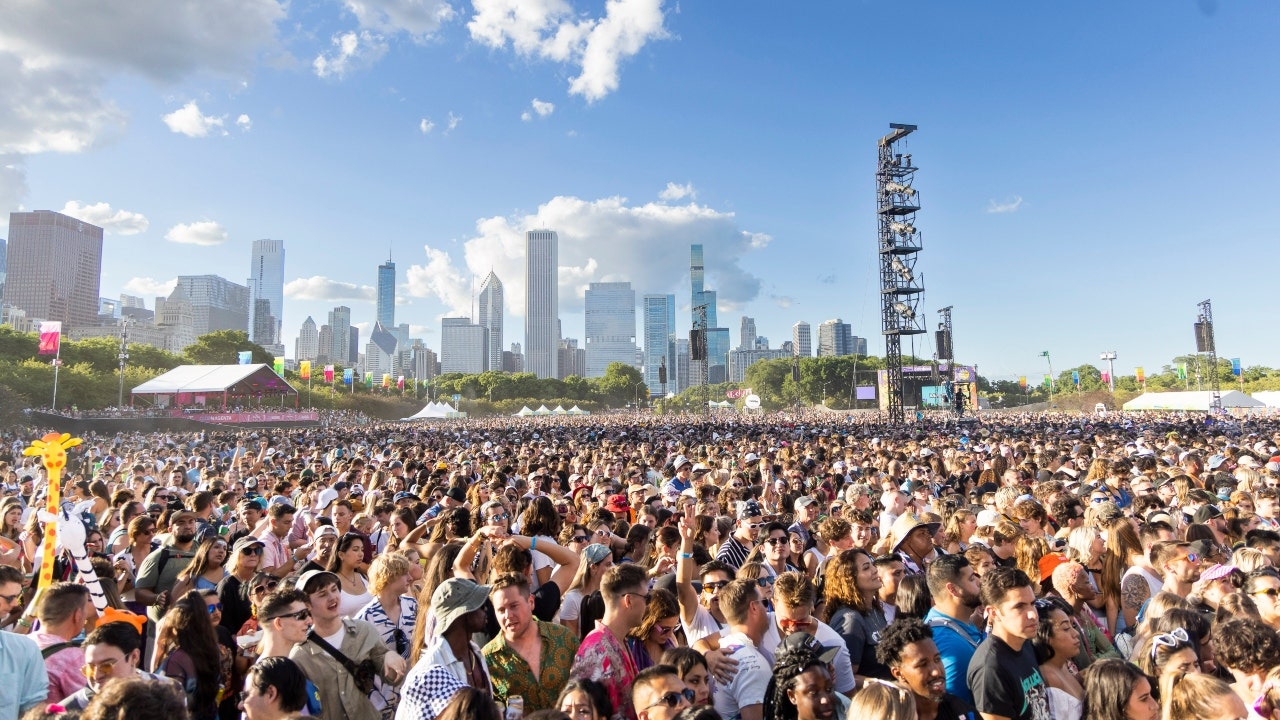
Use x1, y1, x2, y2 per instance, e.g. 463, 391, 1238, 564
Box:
392, 627, 409, 655
265, 607, 311, 622
644, 689, 695, 711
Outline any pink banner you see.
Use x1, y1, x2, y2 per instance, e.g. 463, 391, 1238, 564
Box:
38, 321, 61, 355
174, 411, 320, 423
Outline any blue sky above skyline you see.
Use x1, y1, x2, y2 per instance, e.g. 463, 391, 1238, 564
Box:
3, 0, 1278, 381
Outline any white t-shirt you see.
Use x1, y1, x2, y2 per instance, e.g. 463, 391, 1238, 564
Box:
759, 614, 857, 695
561, 588, 584, 622
713, 631, 771, 720
681, 604, 725, 647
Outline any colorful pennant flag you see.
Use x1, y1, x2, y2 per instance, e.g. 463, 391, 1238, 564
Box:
382, 374, 391, 388
1018, 376, 1027, 389
365, 372, 373, 387
237, 351, 252, 365
1135, 367, 1145, 383
324, 364, 335, 383
300, 361, 312, 379
342, 368, 352, 385
1232, 358, 1242, 377
273, 357, 285, 375
1176, 364, 1187, 380
37, 321, 61, 355
1072, 370, 1080, 386
396, 375, 405, 389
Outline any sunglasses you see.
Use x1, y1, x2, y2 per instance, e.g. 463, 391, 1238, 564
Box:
701, 580, 729, 593
1250, 587, 1280, 599
625, 592, 651, 603
488, 514, 510, 523
642, 689, 696, 712
765, 537, 788, 547
207, 603, 222, 615
778, 616, 816, 632
1150, 628, 1190, 659
571, 535, 589, 543
241, 546, 263, 556
1090, 497, 1108, 504
656, 623, 679, 635
392, 627, 409, 655
251, 581, 280, 595
80, 658, 122, 678
755, 576, 776, 588
266, 608, 311, 622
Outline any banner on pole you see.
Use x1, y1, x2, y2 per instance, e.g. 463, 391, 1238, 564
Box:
1135, 367, 1145, 383
324, 364, 335, 383
1232, 358, 1242, 377
1176, 364, 1187, 380
397, 375, 405, 389
300, 361, 312, 379
1018, 376, 1027, 389
237, 351, 252, 365
273, 357, 284, 375
1072, 371, 1080, 386
342, 368, 352, 385
37, 321, 61, 355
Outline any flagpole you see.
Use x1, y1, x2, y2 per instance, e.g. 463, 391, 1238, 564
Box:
51, 340, 61, 410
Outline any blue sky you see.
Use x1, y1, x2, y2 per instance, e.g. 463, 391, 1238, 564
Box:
3, 0, 1278, 381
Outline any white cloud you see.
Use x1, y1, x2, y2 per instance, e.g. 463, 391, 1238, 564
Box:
341, 0, 455, 40
659, 181, 695, 201
0, 0, 283, 157
60, 201, 150, 235
162, 101, 226, 137
772, 295, 794, 309
404, 193, 770, 320
521, 97, 555, 121
236, 114, 252, 131
446, 112, 461, 132
986, 196, 1023, 214
313, 30, 388, 79
165, 220, 228, 246
419, 117, 435, 134
123, 276, 178, 297
468, 0, 668, 102
283, 276, 376, 301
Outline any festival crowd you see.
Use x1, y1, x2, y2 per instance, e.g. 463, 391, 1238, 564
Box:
2, 410, 1280, 720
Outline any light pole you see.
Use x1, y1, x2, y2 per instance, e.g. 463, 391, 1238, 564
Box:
1039, 351, 1054, 401
116, 320, 132, 407
632, 382, 647, 415
822, 382, 829, 407
1099, 351, 1117, 393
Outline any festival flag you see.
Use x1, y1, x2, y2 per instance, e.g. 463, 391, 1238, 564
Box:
1232, 358, 1242, 377
365, 372, 373, 387
37, 321, 61, 355
1135, 367, 1145, 383
1072, 370, 1080, 386
237, 351, 252, 365
396, 375, 405, 390
300, 361, 312, 379
1043, 374, 1052, 388
342, 368, 353, 385
273, 357, 285, 375
1101, 371, 1111, 384
1018, 376, 1027, 389
382, 374, 391, 388
323, 365, 335, 383
1176, 364, 1187, 380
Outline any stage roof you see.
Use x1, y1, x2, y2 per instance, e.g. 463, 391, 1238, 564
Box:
132, 364, 297, 396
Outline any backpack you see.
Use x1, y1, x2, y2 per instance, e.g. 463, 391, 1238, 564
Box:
42, 639, 83, 659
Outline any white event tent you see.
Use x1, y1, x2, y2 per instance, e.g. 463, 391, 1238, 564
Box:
1122, 390, 1265, 411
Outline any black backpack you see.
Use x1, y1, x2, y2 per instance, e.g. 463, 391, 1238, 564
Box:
42, 639, 82, 659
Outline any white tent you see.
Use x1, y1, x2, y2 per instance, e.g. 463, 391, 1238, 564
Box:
1122, 390, 1265, 411
1252, 392, 1280, 408
403, 401, 454, 420
535, 405, 552, 415
552, 405, 568, 415
515, 406, 535, 417
568, 405, 589, 415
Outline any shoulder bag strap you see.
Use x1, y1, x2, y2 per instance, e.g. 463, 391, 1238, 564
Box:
308, 628, 362, 677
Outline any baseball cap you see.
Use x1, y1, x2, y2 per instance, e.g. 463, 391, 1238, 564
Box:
231, 535, 265, 555
1193, 504, 1223, 524
795, 497, 819, 510
296, 569, 340, 594
775, 631, 840, 664
738, 500, 764, 521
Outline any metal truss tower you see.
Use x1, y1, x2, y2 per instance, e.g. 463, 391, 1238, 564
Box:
877, 123, 927, 424
1197, 299, 1222, 412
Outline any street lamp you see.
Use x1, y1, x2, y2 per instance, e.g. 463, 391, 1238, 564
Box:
116, 320, 132, 407
1099, 351, 1117, 393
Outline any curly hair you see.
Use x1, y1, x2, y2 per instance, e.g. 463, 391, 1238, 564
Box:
1211, 617, 1280, 675
80, 677, 190, 720
762, 633, 834, 720
522, 495, 564, 539
875, 616, 934, 669
820, 548, 876, 621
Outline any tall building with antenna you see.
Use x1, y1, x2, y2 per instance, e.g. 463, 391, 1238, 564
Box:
376, 255, 395, 329
478, 271, 503, 372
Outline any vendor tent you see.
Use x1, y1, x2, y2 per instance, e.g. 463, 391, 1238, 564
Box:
568, 405, 589, 415
515, 406, 535, 416
535, 405, 552, 415
131, 364, 296, 407
1122, 390, 1265, 411
552, 405, 568, 415
404, 401, 453, 420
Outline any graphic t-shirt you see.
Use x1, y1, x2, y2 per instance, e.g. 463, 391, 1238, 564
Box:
966, 634, 1051, 720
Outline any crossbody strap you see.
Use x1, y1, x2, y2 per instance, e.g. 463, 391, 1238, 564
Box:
308, 629, 362, 677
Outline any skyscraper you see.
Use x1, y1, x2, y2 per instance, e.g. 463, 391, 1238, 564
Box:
584, 282, 636, 378
365, 321, 399, 378
689, 244, 729, 382
2, 210, 103, 329
296, 316, 319, 362
524, 230, 558, 378
441, 317, 486, 374
477, 271, 503, 372
376, 257, 395, 329
328, 306, 352, 365
247, 239, 285, 352
818, 318, 854, 357
642, 294, 677, 397
739, 316, 757, 351
792, 321, 812, 357
163, 275, 250, 337
0, 237, 7, 298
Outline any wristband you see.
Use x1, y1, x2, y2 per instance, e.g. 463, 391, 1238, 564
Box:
17, 616, 32, 628
530, 537, 538, 553
680, 553, 694, 559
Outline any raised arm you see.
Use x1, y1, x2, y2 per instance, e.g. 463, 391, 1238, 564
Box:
676, 505, 700, 627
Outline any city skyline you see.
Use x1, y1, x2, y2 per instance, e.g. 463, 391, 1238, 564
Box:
3, 4, 1278, 381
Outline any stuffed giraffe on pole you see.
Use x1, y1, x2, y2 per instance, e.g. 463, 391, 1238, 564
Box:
23, 432, 82, 591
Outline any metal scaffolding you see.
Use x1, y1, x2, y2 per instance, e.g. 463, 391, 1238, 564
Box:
877, 123, 926, 423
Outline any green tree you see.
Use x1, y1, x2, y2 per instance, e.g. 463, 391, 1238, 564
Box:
183, 331, 272, 365
594, 362, 645, 406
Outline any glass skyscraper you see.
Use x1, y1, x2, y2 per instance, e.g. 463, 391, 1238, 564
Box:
524, 230, 559, 379
376, 258, 395, 329
584, 282, 636, 378
248, 239, 285, 352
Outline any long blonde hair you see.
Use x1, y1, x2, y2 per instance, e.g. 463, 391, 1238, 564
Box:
847, 679, 917, 720
1159, 672, 1236, 720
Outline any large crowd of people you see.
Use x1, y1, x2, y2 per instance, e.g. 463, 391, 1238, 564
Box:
2, 409, 1280, 720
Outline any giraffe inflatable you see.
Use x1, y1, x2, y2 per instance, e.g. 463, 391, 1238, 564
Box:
24, 432, 81, 591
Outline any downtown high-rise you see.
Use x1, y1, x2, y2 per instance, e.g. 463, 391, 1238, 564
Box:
478, 271, 503, 372
295, 316, 319, 362
2, 210, 103, 329
376, 258, 395, 329
584, 282, 636, 378
247, 239, 285, 354
524, 230, 559, 379
328, 306, 352, 365
792, 321, 812, 357
642, 293, 677, 397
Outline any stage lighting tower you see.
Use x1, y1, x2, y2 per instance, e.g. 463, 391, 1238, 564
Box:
877, 123, 926, 424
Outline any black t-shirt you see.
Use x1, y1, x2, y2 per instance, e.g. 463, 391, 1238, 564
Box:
216, 574, 251, 635
966, 635, 1050, 720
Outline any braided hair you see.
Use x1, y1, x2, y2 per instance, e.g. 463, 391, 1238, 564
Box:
762, 633, 830, 720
